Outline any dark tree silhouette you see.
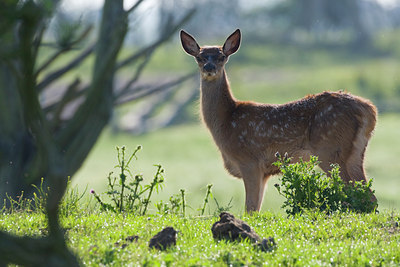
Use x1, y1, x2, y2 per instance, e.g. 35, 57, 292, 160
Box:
0, 0, 194, 264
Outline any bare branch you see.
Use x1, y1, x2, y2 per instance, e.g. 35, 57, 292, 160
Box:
126, 0, 145, 14
116, 51, 154, 99
37, 42, 95, 91
116, 8, 196, 70
35, 26, 92, 77
115, 72, 196, 106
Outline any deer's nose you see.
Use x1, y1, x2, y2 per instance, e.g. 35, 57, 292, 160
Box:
203, 63, 216, 72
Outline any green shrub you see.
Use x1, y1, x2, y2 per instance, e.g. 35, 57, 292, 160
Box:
274, 154, 378, 215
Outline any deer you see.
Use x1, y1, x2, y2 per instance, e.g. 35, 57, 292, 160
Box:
180, 29, 377, 212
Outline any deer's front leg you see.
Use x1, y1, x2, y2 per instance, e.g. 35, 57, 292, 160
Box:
240, 166, 266, 212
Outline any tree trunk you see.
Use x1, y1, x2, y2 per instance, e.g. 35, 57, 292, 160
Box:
0, 0, 128, 264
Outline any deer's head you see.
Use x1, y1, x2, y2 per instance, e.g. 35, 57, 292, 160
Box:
180, 29, 241, 81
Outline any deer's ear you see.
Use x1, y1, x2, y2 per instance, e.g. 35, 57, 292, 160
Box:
223, 29, 241, 56
180, 30, 200, 57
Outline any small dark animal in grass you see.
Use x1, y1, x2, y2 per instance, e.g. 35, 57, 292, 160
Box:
211, 212, 260, 243
148, 227, 177, 251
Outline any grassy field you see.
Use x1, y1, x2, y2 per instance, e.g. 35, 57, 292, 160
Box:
1, 208, 399, 265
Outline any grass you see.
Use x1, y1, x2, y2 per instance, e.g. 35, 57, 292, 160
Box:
1, 208, 399, 265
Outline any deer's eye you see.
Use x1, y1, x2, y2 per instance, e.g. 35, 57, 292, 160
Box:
196, 56, 205, 63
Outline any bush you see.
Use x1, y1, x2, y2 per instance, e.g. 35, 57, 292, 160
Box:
273, 154, 378, 215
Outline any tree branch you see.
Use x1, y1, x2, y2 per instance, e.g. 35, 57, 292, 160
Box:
35, 25, 92, 77
126, 0, 146, 14
116, 50, 154, 99
115, 72, 196, 105
116, 8, 195, 70
36, 43, 95, 91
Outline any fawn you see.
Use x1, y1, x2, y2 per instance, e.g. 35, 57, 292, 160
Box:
180, 29, 377, 212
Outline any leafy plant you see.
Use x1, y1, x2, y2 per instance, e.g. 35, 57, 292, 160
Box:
91, 145, 166, 215
155, 189, 186, 216
274, 154, 378, 215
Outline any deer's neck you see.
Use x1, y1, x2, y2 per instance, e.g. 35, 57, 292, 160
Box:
200, 70, 236, 134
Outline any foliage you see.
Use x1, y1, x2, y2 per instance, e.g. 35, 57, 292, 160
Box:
1, 178, 49, 214
91, 145, 219, 217
1, 177, 86, 217
274, 154, 378, 215
91, 146, 166, 215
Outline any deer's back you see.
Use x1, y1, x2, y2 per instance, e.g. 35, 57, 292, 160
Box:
217, 91, 376, 167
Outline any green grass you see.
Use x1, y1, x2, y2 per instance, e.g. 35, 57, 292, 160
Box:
1, 209, 399, 265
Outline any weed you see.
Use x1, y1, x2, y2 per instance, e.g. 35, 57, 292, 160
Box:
155, 189, 187, 216
213, 197, 233, 216
1, 178, 49, 214
60, 178, 87, 217
180, 189, 186, 217
91, 146, 166, 215
274, 154, 378, 215
199, 184, 213, 216
141, 164, 165, 215
1, 177, 85, 217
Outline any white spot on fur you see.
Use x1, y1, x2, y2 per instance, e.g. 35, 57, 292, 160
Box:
258, 132, 267, 137
231, 121, 237, 128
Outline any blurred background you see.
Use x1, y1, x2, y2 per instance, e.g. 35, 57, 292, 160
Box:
49, 0, 400, 213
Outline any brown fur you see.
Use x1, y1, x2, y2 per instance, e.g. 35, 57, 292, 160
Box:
180, 29, 377, 212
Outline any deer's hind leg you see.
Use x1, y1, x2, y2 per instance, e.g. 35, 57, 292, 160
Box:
345, 116, 374, 183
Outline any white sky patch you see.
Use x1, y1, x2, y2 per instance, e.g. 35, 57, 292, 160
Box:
376, 0, 400, 7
